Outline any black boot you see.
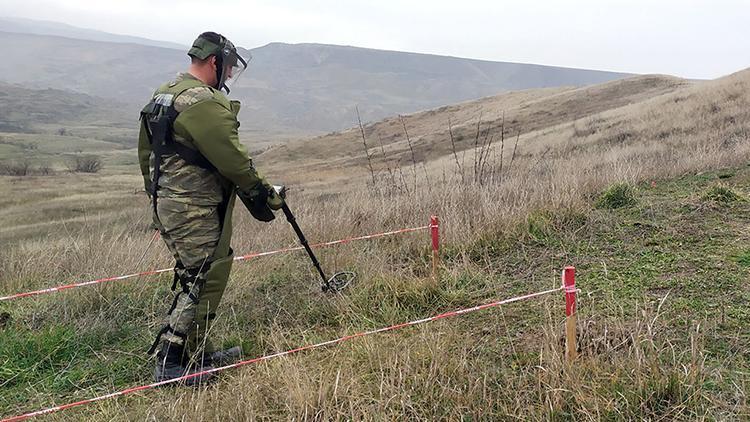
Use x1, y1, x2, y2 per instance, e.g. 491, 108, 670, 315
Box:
205, 346, 242, 367
154, 341, 215, 386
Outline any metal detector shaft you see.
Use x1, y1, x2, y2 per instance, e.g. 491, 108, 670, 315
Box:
281, 203, 331, 291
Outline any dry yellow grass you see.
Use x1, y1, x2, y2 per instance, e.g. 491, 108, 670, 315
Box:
0, 68, 749, 420
258, 74, 692, 187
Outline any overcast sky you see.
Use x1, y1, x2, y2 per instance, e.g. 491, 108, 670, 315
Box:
1, 0, 748, 79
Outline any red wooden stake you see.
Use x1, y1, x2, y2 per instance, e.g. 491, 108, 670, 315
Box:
563, 266, 577, 362
430, 216, 439, 279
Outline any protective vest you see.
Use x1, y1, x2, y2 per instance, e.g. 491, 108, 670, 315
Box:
140, 79, 217, 209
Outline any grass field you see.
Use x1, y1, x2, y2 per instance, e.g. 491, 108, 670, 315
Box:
0, 69, 749, 420
1, 166, 748, 420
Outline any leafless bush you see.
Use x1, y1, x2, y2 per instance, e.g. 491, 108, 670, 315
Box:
0, 161, 30, 176
68, 155, 102, 173
448, 118, 463, 182
400, 115, 420, 188
604, 129, 636, 145
36, 163, 54, 176
0, 161, 56, 176
355, 106, 376, 186
444, 113, 500, 187
573, 116, 605, 137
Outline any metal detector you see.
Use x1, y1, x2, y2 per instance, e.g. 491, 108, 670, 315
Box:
275, 186, 355, 293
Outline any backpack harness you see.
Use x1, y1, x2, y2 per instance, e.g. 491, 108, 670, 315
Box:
140, 82, 217, 211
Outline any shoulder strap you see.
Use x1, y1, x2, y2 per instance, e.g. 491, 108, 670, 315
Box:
163, 78, 212, 100
141, 78, 217, 172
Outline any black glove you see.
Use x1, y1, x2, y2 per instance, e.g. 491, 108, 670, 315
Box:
265, 183, 285, 210
237, 180, 281, 222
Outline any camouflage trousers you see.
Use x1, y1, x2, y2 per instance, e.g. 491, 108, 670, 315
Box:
151, 196, 234, 357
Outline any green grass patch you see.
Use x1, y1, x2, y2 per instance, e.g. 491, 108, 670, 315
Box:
701, 184, 742, 203
0, 323, 147, 410
731, 249, 750, 267
596, 182, 638, 209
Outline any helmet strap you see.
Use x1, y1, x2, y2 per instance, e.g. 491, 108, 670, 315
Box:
214, 55, 225, 91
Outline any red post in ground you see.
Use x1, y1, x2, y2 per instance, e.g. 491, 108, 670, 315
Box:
563, 266, 577, 362
430, 216, 440, 279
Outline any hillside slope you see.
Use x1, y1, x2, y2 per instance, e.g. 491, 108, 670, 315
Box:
0, 30, 630, 137
0, 82, 131, 132
0, 82, 136, 164
258, 74, 692, 184
239, 43, 631, 134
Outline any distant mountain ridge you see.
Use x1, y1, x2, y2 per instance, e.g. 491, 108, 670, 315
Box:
0, 18, 633, 137
0, 16, 185, 49
242, 42, 631, 132
0, 80, 132, 134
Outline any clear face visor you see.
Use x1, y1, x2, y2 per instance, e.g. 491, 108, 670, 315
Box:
221, 52, 249, 93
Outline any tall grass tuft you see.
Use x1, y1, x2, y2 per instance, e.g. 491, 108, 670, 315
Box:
596, 183, 638, 209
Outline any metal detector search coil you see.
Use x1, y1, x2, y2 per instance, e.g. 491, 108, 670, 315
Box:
280, 200, 356, 293
324, 271, 356, 292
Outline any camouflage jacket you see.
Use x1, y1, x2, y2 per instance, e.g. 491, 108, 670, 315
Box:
138, 73, 262, 206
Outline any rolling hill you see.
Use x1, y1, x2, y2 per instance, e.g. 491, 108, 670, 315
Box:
0, 81, 130, 132
257, 73, 694, 184
0, 21, 632, 137
236, 42, 632, 135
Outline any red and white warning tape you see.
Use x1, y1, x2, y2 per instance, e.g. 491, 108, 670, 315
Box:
0, 285, 565, 422
234, 225, 431, 261
0, 224, 431, 302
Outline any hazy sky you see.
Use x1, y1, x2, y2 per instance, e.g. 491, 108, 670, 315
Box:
1, 0, 748, 79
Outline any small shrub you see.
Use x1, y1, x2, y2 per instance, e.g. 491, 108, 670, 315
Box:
526, 211, 553, 241
573, 124, 597, 138
701, 185, 742, 203
0, 161, 30, 176
525, 207, 588, 242
573, 117, 603, 138
596, 183, 638, 209
604, 130, 636, 145
0, 161, 55, 176
36, 164, 54, 176
68, 156, 102, 173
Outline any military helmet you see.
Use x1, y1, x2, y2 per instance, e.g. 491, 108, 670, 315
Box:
188, 32, 249, 94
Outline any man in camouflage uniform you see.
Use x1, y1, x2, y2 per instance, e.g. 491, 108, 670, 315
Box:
138, 32, 283, 384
